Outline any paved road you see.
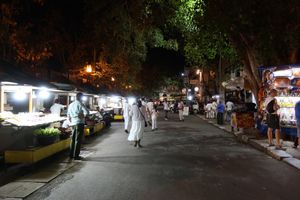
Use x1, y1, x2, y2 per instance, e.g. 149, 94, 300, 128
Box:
27, 114, 300, 200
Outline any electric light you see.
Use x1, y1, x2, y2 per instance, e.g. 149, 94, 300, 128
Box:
100, 98, 106, 105
194, 87, 199, 92
13, 90, 27, 101
38, 88, 50, 99
111, 96, 119, 102
188, 95, 193, 101
86, 64, 92, 73
82, 96, 88, 101
128, 97, 136, 105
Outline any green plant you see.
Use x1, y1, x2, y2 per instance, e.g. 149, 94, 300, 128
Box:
33, 127, 61, 136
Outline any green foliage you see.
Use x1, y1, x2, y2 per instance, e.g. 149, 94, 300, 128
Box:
34, 127, 61, 136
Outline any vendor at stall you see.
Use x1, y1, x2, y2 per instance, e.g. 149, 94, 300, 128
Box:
50, 99, 66, 116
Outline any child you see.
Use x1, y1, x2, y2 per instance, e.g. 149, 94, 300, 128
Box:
151, 106, 159, 131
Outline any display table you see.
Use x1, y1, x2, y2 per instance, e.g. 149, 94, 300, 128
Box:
257, 121, 297, 137
84, 121, 106, 136
0, 113, 66, 154
235, 112, 255, 128
5, 138, 71, 164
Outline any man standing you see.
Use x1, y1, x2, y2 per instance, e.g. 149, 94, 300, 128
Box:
211, 101, 218, 118
217, 101, 225, 125
50, 99, 66, 116
123, 99, 130, 133
67, 93, 89, 160
178, 100, 184, 121
163, 99, 169, 120
265, 89, 283, 149
225, 100, 234, 122
205, 102, 212, 119
294, 100, 300, 148
146, 99, 154, 125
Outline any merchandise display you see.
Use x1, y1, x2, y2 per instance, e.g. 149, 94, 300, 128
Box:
3, 112, 66, 127
260, 65, 300, 129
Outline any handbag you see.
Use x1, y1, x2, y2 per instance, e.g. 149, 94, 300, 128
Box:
138, 108, 148, 127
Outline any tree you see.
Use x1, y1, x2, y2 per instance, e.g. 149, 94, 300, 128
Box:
202, 0, 300, 100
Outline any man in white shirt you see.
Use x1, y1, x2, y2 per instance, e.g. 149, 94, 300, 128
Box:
211, 101, 217, 118
205, 102, 212, 119
225, 100, 234, 122
178, 100, 184, 121
146, 99, 154, 125
123, 100, 131, 133
50, 99, 65, 116
163, 99, 169, 120
67, 93, 89, 160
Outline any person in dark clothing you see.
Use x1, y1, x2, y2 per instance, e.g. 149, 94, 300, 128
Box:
217, 101, 225, 125
265, 89, 284, 150
294, 100, 300, 148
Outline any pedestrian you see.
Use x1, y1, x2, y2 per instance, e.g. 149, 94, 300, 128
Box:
178, 100, 184, 121
205, 102, 212, 119
141, 98, 150, 125
212, 101, 217, 118
151, 106, 159, 131
123, 99, 130, 134
163, 99, 169, 120
294, 100, 300, 148
128, 100, 146, 148
217, 101, 225, 125
225, 100, 234, 122
146, 99, 154, 125
67, 93, 89, 160
265, 89, 283, 149
50, 99, 66, 116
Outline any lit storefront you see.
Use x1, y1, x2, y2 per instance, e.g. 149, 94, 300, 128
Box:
257, 65, 300, 136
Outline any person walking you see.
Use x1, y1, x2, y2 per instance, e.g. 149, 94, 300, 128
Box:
294, 100, 300, 148
178, 100, 184, 121
265, 89, 283, 149
128, 100, 146, 148
225, 100, 234, 122
151, 106, 159, 131
123, 99, 131, 133
163, 99, 169, 120
205, 102, 212, 119
146, 99, 154, 125
67, 93, 89, 160
212, 101, 217, 118
217, 101, 225, 125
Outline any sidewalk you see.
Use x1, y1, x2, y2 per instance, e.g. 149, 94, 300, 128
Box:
197, 115, 300, 171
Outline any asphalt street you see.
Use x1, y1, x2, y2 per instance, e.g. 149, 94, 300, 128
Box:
26, 114, 300, 200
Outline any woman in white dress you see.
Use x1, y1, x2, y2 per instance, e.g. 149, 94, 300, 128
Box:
128, 100, 146, 148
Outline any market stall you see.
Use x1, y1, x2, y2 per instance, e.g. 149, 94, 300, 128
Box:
257, 65, 300, 136
0, 82, 68, 156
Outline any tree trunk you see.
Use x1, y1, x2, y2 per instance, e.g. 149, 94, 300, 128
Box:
231, 33, 261, 104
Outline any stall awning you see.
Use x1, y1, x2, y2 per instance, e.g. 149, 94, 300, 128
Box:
0, 60, 58, 89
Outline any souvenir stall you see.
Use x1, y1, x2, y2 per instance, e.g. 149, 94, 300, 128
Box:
223, 76, 257, 130
100, 95, 124, 120
257, 65, 300, 136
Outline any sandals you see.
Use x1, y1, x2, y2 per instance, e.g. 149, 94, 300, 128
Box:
275, 146, 286, 151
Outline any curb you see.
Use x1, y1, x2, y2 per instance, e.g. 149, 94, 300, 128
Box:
196, 114, 300, 171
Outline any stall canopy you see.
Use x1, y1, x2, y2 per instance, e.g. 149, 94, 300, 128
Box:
0, 60, 57, 89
